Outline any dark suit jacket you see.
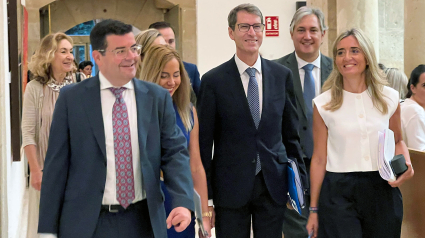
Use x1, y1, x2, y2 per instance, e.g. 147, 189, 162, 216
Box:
197, 56, 306, 208
183, 61, 201, 97
274, 52, 332, 192
38, 75, 194, 238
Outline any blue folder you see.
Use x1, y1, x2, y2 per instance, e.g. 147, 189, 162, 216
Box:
287, 158, 305, 214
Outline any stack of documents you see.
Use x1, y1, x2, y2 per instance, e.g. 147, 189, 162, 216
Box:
193, 189, 209, 237
287, 158, 305, 215
378, 128, 396, 182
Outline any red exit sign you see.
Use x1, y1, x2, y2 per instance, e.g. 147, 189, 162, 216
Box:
265, 16, 279, 37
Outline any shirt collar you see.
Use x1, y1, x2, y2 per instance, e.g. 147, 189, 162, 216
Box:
99, 71, 134, 90
234, 54, 262, 76
295, 51, 321, 70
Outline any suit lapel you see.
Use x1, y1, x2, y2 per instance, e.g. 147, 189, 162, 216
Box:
259, 57, 272, 130
287, 52, 307, 117
133, 79, 152, 158
320, 54, 332, 87
83, 75, 106, 159
227, 57, 257, 129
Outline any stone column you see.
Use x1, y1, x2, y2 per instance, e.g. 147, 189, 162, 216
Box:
404, 0, 425, 77
0, 0, 9, 236
336, 0, 379, 61
309, 0, 337, 58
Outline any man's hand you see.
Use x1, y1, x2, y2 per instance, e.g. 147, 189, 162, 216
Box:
30, 170, 43, 191
166, 207, 192, 232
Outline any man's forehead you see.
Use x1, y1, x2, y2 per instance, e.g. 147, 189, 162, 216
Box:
105, 33, 136, 48
295, 14, 320, 28
159, 28, 175, 38
236, 11, 261, 23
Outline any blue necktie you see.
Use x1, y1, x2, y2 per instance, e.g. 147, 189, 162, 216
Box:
302, 64, 315, 158
303, 64, 315, 123
245, 68, 261, 175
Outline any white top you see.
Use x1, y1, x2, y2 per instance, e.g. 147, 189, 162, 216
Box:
401, 98, 425, 151
99, 72, 146, 204
313, 86, 399, 172
234, 54, 263, 115
295, 51, 322, 96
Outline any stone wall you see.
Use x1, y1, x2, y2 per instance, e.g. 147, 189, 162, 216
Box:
379, 0, 404, 71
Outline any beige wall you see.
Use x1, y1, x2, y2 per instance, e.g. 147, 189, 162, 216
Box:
25, 0, 197, 64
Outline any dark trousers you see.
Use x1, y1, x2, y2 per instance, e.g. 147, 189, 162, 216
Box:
318, 171, 403, 238
92, 200, 154, 238
215, 172, 286, 238
282, 195, 310, 238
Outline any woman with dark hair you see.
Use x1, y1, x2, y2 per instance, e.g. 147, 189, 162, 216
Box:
22, 32, 75, 237
401, 65, 425, 151
306, 28, 413, 238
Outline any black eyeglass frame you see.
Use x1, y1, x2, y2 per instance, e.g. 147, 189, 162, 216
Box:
233, 23, 265, 32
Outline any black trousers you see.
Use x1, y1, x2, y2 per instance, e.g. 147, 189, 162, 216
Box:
318, 171, 403, 238
92, 200, 154, 238
215, 172, 286, 238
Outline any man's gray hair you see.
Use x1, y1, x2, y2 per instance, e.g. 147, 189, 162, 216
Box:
289, 6, 328, 34
228, 3, 263, 31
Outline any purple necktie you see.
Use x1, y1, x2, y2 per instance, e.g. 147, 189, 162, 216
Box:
110, 87, 135, 208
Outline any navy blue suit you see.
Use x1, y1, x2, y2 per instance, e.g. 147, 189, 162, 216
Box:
183, 61, 201, 97
198, 56, 306, 237
38, 75, 194, 238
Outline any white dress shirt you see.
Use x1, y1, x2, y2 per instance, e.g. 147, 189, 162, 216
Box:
295, 52, 322, 96
40, 73, 145, 238
234, 54, 263, 115
401, 98, 425, 151
313, 86, 399, 172
99, 72, 145, 204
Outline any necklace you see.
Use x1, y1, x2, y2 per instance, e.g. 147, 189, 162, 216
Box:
47, 77, 73, 92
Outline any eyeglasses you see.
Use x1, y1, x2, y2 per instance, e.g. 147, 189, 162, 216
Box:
235, 23, 265, 32
98, 45, 142, 59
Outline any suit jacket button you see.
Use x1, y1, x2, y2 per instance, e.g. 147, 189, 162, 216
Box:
303, 126, 307, 130
252, 159, 256, 163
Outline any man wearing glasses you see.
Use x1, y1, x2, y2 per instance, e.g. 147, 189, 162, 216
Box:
38, 19, 194, 238
198, 4, 306, 238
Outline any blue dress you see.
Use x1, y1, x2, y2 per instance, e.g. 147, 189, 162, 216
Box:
161, 104, 195, 238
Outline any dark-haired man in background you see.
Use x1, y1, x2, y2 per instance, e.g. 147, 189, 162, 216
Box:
38, 19, 194, 238
149, 21, 201, 98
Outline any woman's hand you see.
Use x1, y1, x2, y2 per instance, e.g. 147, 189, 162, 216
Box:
208, 206, 215, 228
388, 161, 414, 187
199, 216, 212, 238
30, 170, 43, 191
306, 213, 319, 238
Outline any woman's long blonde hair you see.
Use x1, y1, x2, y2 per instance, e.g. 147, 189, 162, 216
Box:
322, 28, 389, 114
140, 45, 192, 131
28, 32, 74, 84
135, 29, 163, 78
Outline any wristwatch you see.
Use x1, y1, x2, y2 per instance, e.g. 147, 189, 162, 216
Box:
202, 211, 212, 218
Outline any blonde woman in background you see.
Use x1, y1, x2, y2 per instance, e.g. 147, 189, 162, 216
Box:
22, 32, 75, 237
306, 28, 413, 238
135, 28, 166, 77
384, 67, 409, 101
140, 44, 211, 238
135, 29, 197, 105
